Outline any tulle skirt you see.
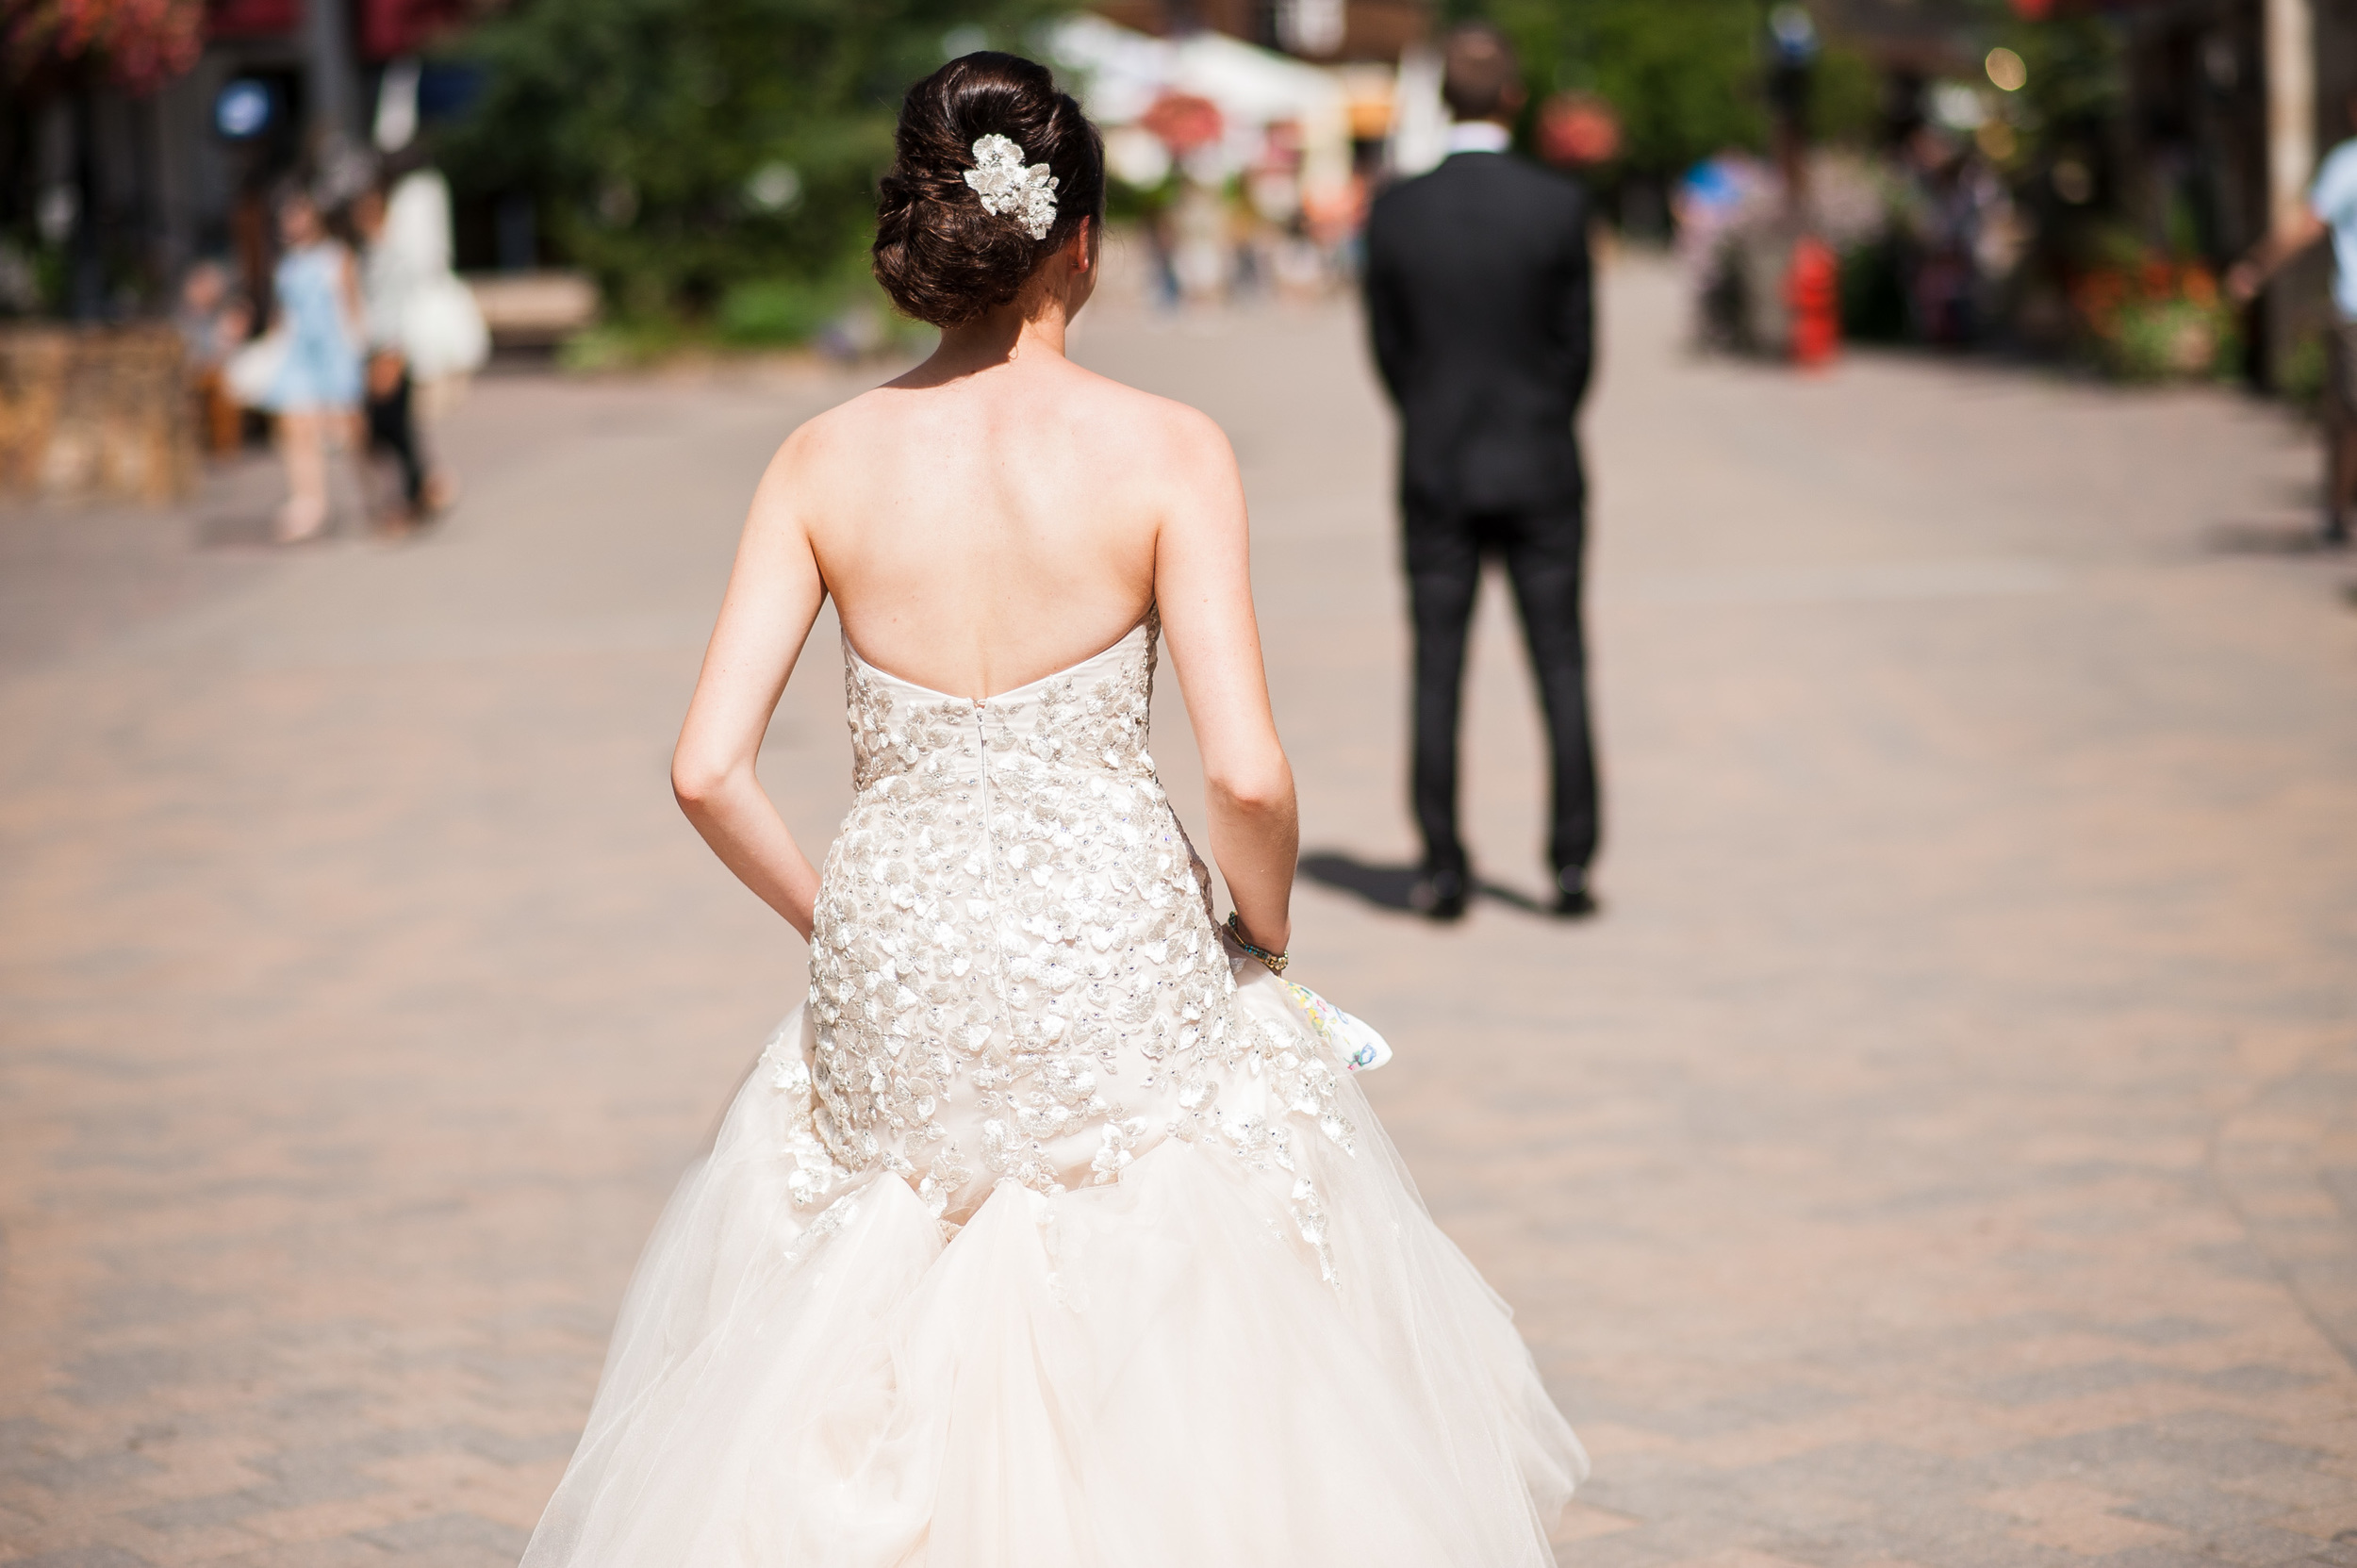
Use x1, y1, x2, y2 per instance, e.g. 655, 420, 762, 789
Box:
519, 976, 1586, 1568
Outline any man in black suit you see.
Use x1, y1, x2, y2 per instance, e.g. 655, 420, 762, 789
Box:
1363, 22, 1599, 922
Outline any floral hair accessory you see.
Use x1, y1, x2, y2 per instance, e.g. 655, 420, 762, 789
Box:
963, 133, 1060, 240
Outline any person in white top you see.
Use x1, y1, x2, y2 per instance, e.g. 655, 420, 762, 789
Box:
350, 156, 487, 527
2229, 95, 2357, 547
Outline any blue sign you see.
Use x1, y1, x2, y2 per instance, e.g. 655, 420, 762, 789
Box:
215, 80, 273, 140
1768, 4, 1819, 64
416, 61, 486, 121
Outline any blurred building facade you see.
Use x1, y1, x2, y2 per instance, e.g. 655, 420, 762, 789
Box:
6, 0, 2348, 395
1094, 0, 1426, 63
0, 0, 470, 321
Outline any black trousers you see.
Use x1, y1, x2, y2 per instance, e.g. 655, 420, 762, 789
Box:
1405, 503, 1599, 879
366, 366, 426, 511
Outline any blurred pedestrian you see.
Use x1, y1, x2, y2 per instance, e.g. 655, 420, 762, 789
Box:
353, 179, 431, 526
258, 185, 365, 543
1362, 22, 1600, 920
351, 157, 486, 529
351, 179, 429, 526
173, 259, 252, 454
1673, 152, 1765, 348
2229, 93, 2357, 548
380, 160, 488, 424
1899, 127, 1983, 347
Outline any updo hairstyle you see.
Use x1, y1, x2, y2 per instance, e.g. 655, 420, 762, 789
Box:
872, 52, 1106, 328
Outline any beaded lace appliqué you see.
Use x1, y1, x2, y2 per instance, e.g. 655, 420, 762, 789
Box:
777, 615, 1356, 1279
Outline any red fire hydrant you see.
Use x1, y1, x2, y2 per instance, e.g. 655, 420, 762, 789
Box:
1787, 234, 1840, 368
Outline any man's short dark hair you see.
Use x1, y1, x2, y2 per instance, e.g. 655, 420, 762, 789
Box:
1442, 23, 1522, 123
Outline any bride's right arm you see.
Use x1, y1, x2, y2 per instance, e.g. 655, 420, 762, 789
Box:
670, 436, 831, 941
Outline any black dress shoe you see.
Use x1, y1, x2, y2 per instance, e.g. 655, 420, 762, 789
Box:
1409, 866, 1470, 922
1552, 867, 1599, 918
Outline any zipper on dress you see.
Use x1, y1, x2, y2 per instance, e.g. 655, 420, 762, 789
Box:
976, 700, 1015, 1068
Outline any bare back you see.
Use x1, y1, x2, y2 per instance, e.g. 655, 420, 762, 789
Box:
780, 350, 1219, 700
673, 290, 1289, 956
668, 58, 1293, 957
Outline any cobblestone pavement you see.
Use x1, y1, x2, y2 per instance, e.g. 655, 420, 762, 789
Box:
4, 256, 2355, 1568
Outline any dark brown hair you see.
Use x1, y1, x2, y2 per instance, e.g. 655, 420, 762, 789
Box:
1441, 24, 1523, 123
872, 52, 1106, 328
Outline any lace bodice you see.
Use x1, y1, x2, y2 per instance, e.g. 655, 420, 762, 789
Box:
842, 618, 1164, 795
787, 613, 1351, 1229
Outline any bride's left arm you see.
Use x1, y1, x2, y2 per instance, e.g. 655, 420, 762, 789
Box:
671, 436, 831, 941
1153, 409, 1297, 956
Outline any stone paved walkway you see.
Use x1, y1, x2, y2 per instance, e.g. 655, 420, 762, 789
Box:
4, 257, 2355, 1568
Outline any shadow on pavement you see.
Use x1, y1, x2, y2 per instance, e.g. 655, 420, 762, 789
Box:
1299, 851, 1551, 916
2203, 520, 2347, 555
1298, 852, 1419, 911
195, 510, 279, 550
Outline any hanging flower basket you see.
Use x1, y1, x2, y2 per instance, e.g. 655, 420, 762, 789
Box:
4, 0, 205, 91
2068, 256, 2238, 382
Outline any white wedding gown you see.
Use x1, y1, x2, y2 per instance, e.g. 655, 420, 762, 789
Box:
519, 614, 1586, 1568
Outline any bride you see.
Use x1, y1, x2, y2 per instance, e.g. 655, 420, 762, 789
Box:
519, 51, 1585, 1568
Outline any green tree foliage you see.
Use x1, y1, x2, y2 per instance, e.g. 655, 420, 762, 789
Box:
1462, 0, 1769, 177
1997, 12, 2121, 137
1809, 40, 1883, 148
1449, 1, 1899, 178
1992, 7, 2122, 195
437, 0, 1056, 322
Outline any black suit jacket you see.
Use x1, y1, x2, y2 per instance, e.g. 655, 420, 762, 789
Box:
1363, 150, 1593, 517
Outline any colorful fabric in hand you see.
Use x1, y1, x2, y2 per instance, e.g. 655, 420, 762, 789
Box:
1284, 982, 1393, 1071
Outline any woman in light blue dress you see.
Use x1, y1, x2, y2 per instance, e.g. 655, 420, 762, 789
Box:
264, 189, 364, 542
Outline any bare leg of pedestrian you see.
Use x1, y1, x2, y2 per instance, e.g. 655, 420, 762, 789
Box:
2329, 413, 2357, 547
274, 410, 328, 543
2323, 325, 2357, 547
414, 375, 463, 518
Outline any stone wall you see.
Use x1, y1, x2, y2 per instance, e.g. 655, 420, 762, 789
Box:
0, 326, 197, 506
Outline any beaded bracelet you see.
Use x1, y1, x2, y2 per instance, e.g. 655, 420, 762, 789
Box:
1224, 911, 1289, 975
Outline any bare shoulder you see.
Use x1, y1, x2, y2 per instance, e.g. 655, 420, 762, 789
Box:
1063, 363, 1235, 484
771, 383, 898, 469
745, 384, 898, 513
